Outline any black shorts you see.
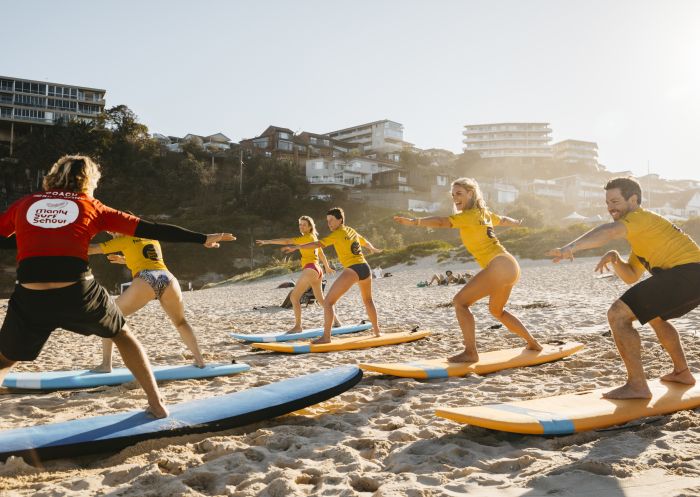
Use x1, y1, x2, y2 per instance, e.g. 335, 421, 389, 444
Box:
620, 263, 700, 325
0, 278, 125, 361
348, 263, 371, 281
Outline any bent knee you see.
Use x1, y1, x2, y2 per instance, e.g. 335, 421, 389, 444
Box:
489, 306, 505, 319
607, 300, 634, 323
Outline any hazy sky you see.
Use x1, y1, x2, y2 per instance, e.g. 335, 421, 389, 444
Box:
4, 1, 699, 179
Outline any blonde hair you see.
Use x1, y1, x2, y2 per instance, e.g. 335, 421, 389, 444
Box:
451, 177, 486, 213
298, 215, 318, 237
42, 155, 102, 193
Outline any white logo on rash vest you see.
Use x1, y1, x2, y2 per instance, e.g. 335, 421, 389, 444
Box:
26, 198, 80, 228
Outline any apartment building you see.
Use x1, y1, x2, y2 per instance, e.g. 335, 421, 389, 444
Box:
553, 139, 598, 169
462, 122, 552, 159
306, 157, 396, 190
0, 75, 106, 153
325, 119, 412, 156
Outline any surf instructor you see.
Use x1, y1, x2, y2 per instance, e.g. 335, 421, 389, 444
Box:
0, 155, 235, 418
547, 177, 700, 399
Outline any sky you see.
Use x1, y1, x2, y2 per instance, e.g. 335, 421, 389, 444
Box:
3, 0, 700, 180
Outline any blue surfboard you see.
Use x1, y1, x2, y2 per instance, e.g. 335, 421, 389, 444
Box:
231, 322, 372, 343
0, 365, 363, 461
2, 363, 251, 390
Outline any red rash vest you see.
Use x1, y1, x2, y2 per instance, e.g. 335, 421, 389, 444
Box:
0, 190, 140, 282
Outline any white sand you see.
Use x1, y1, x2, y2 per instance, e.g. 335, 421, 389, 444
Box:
2, 256, 700, 496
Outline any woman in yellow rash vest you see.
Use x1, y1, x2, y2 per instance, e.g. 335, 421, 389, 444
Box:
283, 207, 382, 344
87, 234, 205, 372
394, 177, 542, 363
256, 215, 341, 333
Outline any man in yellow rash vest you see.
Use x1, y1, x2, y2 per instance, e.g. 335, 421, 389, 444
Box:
547, 177, 700, 399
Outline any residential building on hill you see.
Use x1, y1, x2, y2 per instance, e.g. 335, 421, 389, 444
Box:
0, 75, 105, 154
325, 119, 412, 156
462, 122, 552, 159
553, 139, 598, 169
240, 126, 358, 168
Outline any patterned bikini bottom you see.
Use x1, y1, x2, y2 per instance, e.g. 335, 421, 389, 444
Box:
136, 269, 174, 299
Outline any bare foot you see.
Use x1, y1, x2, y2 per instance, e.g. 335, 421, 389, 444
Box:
285, 327, 303, 335
660, 368, 696, 385
526, 341, 543, 352
448, 350, 479, 363
332, 321, 343, 328
312, 336, 331, 345
90, 365, 112, 374
146, 399, 169, 419
602, 383, 652, 399
194, 361, 206, 369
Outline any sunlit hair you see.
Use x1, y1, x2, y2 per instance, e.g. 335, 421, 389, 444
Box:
604, 177, 642, 205
42, 155, 101, 194
451, 177, 486, 213
298, 215, 318, 237
327, 207, 345, 223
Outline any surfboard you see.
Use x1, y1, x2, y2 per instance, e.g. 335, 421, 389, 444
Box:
252, 330, 431, 354
0, 365, 363, 461
359, 342, 584, 379
435, 376, 700, 435
231, 322, 372, 343
1, 363, 251, 390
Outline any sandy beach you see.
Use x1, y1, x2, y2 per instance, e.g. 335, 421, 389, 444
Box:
2, 256, 700, 496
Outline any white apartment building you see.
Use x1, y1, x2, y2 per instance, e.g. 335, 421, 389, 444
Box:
325, 120, 410, 155
527, 179, 566, 201
463, 122, 552, 158
306, 157, 397, 189
553, 139, 598, 168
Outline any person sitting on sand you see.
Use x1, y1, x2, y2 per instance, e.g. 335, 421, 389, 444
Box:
256, 216, 341, 333
283, 207, 382, 344
394, 177, 542, 363
427, 270, 458, 286
0, 155, 234, 418
88, 232, 206, 372
547, 176, 700, 400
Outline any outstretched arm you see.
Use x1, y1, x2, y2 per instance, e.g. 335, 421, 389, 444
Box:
256, 237, 295, 246
133, 220, 235, 248
393, 215, 452, 228
282, 240, 324, 253
497, 215, 523, 227
360, 237, 382, 254
546, 221, 627, 262
594, 250, 645, 284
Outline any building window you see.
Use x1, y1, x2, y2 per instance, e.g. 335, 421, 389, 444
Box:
277, 140, 293, 151
279, 132, 290, 139
253, 138, 269, 148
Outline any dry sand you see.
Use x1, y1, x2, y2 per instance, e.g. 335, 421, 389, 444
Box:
1, 256, 700, 496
